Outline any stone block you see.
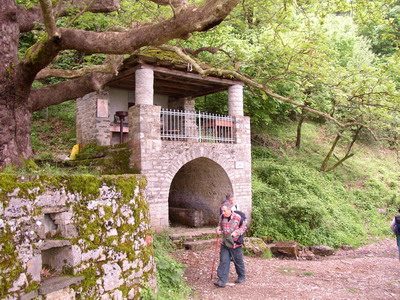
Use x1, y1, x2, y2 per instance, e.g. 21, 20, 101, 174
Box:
26, 255, 42, 282
269, 241, 299, 258
309, 245, 334, 256
59, 224, 78, 239
4, 198, 31, 218
183, 239, 216, 251
9, 273, 27, 293
20, 290, 39, 300
340, 245, 353, 251
102, 263, 123, 291
40, 240, 71, 251
243, 237, 269, 257
39, 276, 84, 295
169, 207, 204, 227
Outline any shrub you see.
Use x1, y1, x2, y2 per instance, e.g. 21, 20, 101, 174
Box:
251, 159, 394, 248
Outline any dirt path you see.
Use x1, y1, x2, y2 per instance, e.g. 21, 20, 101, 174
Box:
173, 238, 400, 299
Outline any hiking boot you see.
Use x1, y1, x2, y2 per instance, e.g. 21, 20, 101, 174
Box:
214, 280, 226, 288
235, 278, 246, 284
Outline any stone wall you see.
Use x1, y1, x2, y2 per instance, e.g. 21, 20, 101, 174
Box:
129, 105, 252, 230
0, 174, 155, 300
76, 90, 111, 146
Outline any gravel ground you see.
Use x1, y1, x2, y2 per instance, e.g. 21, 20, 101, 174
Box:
173, 238, 400, 300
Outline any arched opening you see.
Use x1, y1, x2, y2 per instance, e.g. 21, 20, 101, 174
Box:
168, 157, 233, 227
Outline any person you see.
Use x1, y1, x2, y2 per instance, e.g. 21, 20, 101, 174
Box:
214, 203, 246, 288
390, 208, 400, 261
222, 193, 239, 211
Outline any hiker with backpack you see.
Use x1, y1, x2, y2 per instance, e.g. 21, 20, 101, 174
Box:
219, 193, 247, 244
390, 208, 400, 260
214, 203, 246, 288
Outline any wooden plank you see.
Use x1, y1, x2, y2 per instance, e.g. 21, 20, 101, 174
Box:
110, 125, 129, 133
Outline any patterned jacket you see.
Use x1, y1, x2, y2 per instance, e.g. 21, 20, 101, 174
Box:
218, 212, 247, 248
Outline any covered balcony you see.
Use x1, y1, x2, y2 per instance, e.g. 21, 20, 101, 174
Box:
76, 50, 244, 147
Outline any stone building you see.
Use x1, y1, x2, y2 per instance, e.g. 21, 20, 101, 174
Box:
76, 50, 252, 230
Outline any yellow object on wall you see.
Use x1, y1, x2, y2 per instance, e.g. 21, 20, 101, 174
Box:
69, 144, 80, 160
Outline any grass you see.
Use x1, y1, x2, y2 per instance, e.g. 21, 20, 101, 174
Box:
31, 100, 76, 160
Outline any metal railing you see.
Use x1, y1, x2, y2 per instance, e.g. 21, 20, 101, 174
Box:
160, 109, 235, 143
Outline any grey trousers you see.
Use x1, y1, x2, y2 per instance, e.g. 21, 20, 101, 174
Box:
216, 244, 246, 284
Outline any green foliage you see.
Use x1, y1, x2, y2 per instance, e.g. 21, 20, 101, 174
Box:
251, 121, 399, 248
145, 233, 193, 300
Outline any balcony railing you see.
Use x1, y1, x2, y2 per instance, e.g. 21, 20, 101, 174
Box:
160, 109, 235, 143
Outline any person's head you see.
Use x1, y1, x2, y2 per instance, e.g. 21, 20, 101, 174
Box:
226, 193, 235, 203
221, 203, 233, 218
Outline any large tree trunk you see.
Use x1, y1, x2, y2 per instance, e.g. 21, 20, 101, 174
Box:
0, 0, 33, 167
0, 99, 33, 166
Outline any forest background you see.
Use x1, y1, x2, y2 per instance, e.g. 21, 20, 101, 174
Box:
4, 0, 400, 297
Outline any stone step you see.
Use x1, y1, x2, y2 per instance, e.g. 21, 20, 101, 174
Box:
40, 239, 71, 250
39, 276, 84, 295
183, 239, 217, 251
169, 227, 217, 241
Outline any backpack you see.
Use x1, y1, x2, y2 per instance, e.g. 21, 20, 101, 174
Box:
234, 210, 246, 245
395, 215, 400, 235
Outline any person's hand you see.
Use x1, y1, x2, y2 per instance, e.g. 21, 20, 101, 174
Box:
216, 227, 222, 234
231, 231, 237, 238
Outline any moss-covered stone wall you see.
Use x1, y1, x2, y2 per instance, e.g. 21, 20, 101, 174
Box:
0, 174, 155, 300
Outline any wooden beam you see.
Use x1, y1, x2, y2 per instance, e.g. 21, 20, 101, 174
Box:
155, 78, 205, 92
141, 63, 244, 86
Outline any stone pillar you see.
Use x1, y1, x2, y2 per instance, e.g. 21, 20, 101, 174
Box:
135, 68, 154, 105
182, 97, 195, 111
128, 104, 168, 230
228, 84, 244, 117
182, 97, 197, 138
233, 115, 252, 223
128, 105, 161, 171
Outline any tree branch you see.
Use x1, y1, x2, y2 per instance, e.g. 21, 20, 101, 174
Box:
39, 0, 59, 38
17, 0, 121, 33
35, 55, 124, 80
29, 72, 116, 111
157, 45, 362, 129
58, 0, 240, 53
18, 0, 239, 106
183, 44, 226, 57
148, 0, 188, 9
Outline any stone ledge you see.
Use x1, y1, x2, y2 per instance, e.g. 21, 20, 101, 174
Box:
40, 239, 71, 250
42, 206, 69, 214
20, 290, 39, 300
169, 227, 216, 241
183, 239, 216, 251
39, 276, 84, 295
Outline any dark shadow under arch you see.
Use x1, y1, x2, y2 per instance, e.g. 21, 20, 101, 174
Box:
168, 157, 233, 226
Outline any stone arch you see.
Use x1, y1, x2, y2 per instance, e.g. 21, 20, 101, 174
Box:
168, 157, 233, 226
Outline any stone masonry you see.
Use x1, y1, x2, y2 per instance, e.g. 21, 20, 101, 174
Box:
76, 89, 111, 146
129, 105, 252, 230
76, 62, 251, 231
0, 174, 155, 300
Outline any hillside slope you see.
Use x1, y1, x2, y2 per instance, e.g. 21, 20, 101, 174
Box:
251, 121, 399, 247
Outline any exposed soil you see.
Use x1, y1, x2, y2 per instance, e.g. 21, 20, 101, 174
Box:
173, 238, 400, 299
